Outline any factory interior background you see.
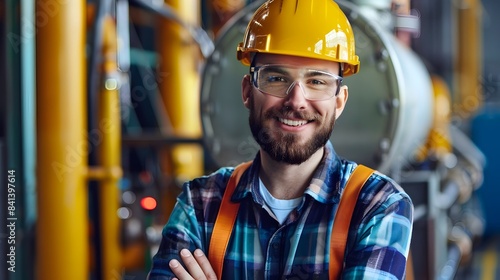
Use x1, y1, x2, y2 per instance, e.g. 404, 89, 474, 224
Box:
1, 0, 500, 279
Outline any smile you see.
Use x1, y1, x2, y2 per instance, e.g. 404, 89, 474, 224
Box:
278, 118, 309, 127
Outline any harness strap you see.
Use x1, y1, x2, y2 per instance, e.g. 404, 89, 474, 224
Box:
208, 162, 374, 279
329, 164, 374, 279
208, 161, 252, 278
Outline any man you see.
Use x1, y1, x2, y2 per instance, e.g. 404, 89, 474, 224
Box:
149, 0, 413, 279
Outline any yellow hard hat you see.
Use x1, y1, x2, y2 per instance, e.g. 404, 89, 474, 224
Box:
237, 0, 360, 76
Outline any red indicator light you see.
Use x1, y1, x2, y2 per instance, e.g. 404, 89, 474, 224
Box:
141, 196, 157, 211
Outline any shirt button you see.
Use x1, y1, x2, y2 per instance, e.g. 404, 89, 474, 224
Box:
272, 242, 280, 249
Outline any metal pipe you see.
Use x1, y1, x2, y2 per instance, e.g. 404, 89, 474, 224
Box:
437, 243, 461, 280
95, 15, 123, 280
455, 0, 483, 118
132, 0, 214, 58
450, 124, 486, 179
4, 0, 37, 278
86, 0, 113, 277
157, 0, 205, 218
438, 226, 472, 280
435, 180, 460, 210
36, 0, 88, 278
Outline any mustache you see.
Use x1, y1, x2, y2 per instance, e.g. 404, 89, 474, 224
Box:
265, 106, 319, 121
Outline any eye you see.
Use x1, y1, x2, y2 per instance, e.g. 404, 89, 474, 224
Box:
308, 79, 326, 85
306, 77, 330, 90
265, 74, 288, 83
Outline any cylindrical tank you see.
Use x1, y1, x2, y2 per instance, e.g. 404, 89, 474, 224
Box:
200, 0, 433, 174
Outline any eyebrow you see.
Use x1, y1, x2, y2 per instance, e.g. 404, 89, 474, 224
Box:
304, 69, 335, 78
263, 65, 290, 76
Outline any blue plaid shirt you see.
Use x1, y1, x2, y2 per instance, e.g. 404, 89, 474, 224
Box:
149, 142, 413, 279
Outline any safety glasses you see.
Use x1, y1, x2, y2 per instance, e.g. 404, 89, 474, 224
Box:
250, 64, 343, 100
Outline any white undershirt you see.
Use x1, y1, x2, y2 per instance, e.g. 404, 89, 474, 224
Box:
258, 178, 302, 224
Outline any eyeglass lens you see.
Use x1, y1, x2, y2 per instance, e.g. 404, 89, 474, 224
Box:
254, 65, 342, 100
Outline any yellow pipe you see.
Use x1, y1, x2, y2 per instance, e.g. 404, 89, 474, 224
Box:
97, 15, 123, 280
86, 166, 123, 180
36, 0, 88, 278
157, 0, 204, 219
455, 0, 483, 118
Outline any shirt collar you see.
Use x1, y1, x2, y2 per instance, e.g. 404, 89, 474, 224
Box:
231, 141, 344, 204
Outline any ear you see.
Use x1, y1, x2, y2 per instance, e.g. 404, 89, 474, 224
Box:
334, 85, 349, 119
242, 74, 252, 109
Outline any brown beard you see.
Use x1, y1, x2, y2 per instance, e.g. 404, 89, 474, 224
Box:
248, 95, 336, 165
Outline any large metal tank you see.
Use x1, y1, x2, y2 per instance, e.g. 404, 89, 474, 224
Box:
200, 0, 433, 174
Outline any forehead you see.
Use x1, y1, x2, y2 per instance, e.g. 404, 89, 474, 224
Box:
253, 53, 341, 73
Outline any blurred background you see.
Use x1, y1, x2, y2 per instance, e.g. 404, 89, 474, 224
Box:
1, 0, 499, 279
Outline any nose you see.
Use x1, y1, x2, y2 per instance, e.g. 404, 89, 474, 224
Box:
284, 81, 308, 110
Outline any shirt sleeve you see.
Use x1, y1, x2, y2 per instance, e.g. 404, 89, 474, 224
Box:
148, 181, 206, 279
342, 178, 414, 280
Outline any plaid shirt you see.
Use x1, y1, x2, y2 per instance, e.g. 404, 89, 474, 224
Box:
149, 142, 413, 279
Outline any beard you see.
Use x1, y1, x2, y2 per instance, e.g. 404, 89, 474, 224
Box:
248, 96, 336, 165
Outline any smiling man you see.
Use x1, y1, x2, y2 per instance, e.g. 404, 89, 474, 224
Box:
148, 0, 413, 279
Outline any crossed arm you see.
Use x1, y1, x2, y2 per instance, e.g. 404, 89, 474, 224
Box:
149, 171, 414, 279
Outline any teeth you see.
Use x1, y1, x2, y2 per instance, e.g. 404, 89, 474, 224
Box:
279, 118, 308, 127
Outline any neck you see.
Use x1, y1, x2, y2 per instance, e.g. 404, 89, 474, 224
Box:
258, 147, 324, 199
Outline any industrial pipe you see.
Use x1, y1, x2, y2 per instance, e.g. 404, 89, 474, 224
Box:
36, 0, 88, 278
157, 0, 205, 220
86, 14, 124, 280
455, 0, 483, 118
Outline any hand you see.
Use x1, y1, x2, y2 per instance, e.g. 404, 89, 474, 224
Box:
169, 249, 218, 280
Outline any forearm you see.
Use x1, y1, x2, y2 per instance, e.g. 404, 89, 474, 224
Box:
149, 192, 205, 278
343, 195, 413, 279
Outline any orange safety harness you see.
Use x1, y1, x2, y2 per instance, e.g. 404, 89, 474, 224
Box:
208, 161, 374, 279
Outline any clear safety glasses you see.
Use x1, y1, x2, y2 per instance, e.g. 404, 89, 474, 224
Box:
250, 64, 343, 101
